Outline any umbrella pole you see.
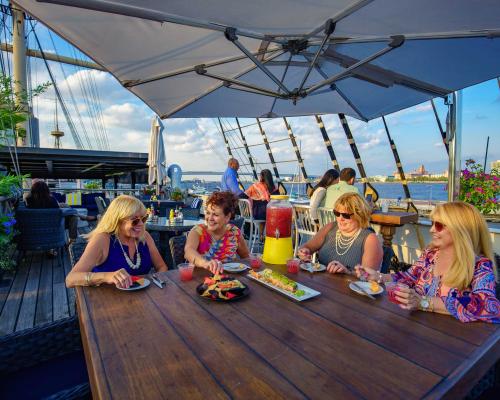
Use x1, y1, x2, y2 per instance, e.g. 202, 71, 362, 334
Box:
314, 115, 341, 172
338, 113, 379, 202
283, 117, 314, 196
256, 118, 286, 194
446, 91, 462, 202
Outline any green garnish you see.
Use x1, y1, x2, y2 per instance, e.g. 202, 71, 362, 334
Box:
295, 289, 305, 297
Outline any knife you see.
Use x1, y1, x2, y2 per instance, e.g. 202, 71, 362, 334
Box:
351, 281, 376, 300
151, 274, 164, 288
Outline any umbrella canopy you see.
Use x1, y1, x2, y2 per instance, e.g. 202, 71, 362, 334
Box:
15, 0, 500, 121
147, 116, 167, 192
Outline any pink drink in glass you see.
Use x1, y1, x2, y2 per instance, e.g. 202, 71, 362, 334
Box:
178, 263, 194, 282
386, 282, 408, 304
287, 258, 300, 274
249, 254, 262, 270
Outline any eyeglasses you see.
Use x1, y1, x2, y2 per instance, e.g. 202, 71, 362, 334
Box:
431, 220, 446, 232
129, 215, 148, 226
333, 210, 354, 219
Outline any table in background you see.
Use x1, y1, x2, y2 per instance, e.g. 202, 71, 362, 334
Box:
145, 217, 203, 268
370, 210, 419, 247
76, 263, 499, 399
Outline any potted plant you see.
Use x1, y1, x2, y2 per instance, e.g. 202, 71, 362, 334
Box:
170, 187, 184, 202
459, 159, 499, 215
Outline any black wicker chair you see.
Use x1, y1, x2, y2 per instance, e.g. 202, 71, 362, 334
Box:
169, 235, 187, 269
69, 237, 88, 266
230, 216, 244, 231
15, 208, 66, 253
0, 316, 90, 399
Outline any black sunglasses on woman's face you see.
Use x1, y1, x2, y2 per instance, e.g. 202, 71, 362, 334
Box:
129, 215, 148, 226
333, 210, 354, 219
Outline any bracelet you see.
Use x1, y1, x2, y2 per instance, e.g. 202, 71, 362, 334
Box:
85, 272, 93, 286
377, 272, 383, 283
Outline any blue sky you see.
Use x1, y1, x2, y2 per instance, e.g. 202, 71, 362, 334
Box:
4, 16, 499, 178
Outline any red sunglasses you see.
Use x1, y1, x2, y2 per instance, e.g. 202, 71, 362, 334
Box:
129, 215, 148, 226
431, 220, 446, 232
334, 210, 354, 219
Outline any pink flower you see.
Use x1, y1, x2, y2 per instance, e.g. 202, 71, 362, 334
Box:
475, 187, 484, 193
466, 192, 471, 198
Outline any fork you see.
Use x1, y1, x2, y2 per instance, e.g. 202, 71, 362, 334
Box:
151, 273, 167, 288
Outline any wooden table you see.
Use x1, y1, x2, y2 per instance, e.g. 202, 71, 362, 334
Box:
370, 210, 419, 247
76, 264, 499, 400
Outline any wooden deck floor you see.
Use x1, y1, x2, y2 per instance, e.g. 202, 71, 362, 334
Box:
0, 248, 76, 337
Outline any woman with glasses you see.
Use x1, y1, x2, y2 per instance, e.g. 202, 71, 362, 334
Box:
297, 192, 382, 274
185, 191, 250, 275
66, 195, 167, 288
356, 202, 499, 323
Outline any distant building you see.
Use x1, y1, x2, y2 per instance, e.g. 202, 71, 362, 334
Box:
394, 164, 430, 180
491, 160, 500, 171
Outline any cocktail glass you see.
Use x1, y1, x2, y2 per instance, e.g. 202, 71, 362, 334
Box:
286, 258, 300, 274
386, 282, 409, 304
249, 253, 262, 270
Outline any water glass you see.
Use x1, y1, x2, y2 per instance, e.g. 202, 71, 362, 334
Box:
178, 262, 194, 282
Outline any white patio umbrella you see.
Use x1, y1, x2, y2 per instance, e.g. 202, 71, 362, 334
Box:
15, 0, 500, 121
147, 115, 167, 195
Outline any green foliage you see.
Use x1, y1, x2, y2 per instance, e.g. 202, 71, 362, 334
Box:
0, 174, 28, 197
0, 74, 50, 141
0, 213, 16, 272
170, 187, 184, 201
84, 181, 101, 189
459, 159, 499, 214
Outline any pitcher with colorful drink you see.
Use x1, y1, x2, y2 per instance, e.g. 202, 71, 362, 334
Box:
262, 195, 294, 264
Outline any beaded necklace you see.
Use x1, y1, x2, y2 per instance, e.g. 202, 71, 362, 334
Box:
117, 237, 141, 270
335, 228, 362, 256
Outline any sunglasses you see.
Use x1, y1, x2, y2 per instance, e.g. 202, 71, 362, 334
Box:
431, 220, 446, 232
333, 210, 354, 219
129, 215, 148, 226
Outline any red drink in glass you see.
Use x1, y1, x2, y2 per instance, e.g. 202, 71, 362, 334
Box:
266, 206, 293, 238
178, 263, 194, 282
287, 258, 300, 274
386, 282, 408, 304
249, 254, 262, 270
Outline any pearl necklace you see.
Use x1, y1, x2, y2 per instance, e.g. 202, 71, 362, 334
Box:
335, 228, 362, 256
117, 237, 141, 270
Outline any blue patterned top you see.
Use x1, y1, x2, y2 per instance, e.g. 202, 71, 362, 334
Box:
92, 234, 152, 275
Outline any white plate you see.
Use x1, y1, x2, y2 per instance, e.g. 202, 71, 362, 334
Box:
118, 278, 151, 291
348, 281, 384, 296
300, 262, 326, 273
247, 272, 320, 301
223, 262, 249, 273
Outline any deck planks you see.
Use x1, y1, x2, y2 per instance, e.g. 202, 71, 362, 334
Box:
0, 248, 76, 337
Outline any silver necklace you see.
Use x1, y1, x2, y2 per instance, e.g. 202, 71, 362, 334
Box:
117, 237, 141, 270
335, 228, 362, 256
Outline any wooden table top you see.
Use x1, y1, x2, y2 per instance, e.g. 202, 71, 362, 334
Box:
76, 264, 499, 400
370, 210, 419, 226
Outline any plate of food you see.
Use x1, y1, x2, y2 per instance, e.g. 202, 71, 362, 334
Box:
196, 275, 249, 301
348, 280, 384, 296
118, 276, 150, 291
247, 269, 320, 301
300, 262, 326, 273
223, 262, 249, 273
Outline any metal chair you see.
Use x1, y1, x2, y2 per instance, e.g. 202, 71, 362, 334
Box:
238, 199, 265, 253
169, 235, 187, 269
15, 208, 67, 259
317, 207, 335, 227
95, 196, 107, 216
292, 205, 318, 258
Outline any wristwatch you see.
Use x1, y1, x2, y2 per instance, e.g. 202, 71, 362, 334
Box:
419, 296, 431, 311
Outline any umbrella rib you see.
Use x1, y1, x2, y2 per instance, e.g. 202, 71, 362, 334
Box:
305, 35, 405, 96
37, 0, 288, 45
123, 48, 282, 88
269, 53, 294, 115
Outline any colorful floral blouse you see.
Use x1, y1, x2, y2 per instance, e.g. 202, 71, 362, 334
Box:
393, 248, 500, 323
194, 223, 241, 262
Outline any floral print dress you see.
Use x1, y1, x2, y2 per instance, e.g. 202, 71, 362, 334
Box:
194, 223, 241, 262
393, 248, 500, 323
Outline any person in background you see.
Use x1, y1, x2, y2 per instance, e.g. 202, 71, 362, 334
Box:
355, 201, 499, 323
185, 191, 249, 274
221, 158, 247, 198
309, 169, 340, 227
298, 192, 382, 274
66, 195, 167, 288
25, 180, 79, 248
245, 169, 278, 219
322, 167, 359, 209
